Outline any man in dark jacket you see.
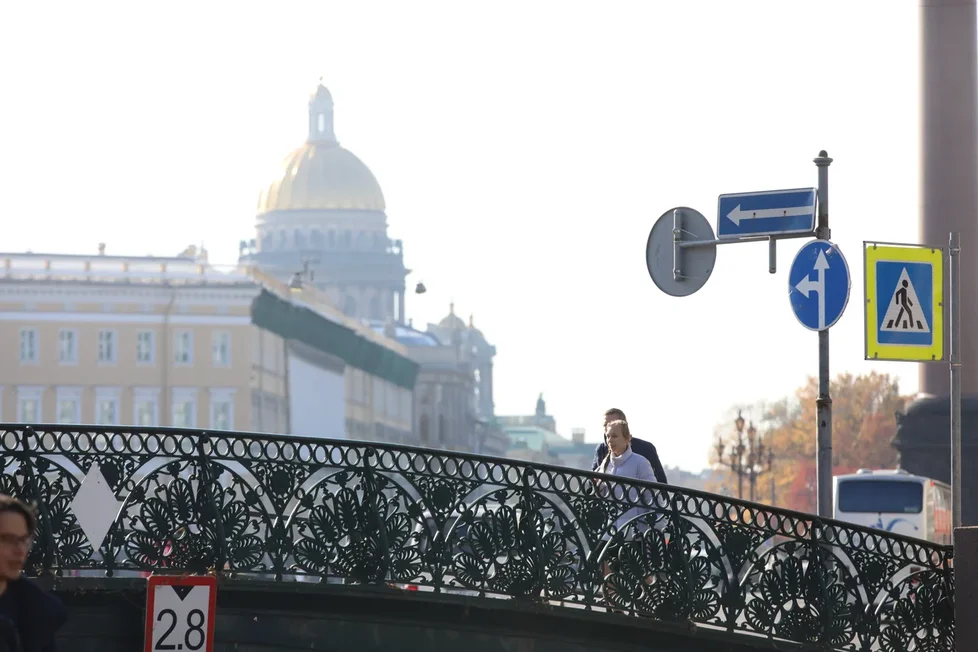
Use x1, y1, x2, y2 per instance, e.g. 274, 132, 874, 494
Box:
0, 495, 67, 652
591, 408, 668, 483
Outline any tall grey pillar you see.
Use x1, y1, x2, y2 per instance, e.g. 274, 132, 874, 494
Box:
919, 0, 978, 395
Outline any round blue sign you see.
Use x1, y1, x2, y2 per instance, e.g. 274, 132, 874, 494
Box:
787, 239, 851, 331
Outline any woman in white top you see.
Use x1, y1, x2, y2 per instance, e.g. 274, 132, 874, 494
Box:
596, 419, 657, 529
596, 419, 658, 609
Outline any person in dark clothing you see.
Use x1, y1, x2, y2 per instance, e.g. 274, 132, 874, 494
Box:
0, 495, 67, 652
591, 408, 668, 484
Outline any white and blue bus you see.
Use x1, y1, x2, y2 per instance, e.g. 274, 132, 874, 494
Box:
832, 469, 952, 545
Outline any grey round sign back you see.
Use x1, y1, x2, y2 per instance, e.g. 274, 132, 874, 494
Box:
646, 206, 717, 297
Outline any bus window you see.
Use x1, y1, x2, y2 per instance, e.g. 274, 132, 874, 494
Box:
838, 480, 923, 514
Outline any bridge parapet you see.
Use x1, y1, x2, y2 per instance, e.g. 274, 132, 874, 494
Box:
1, 424, 954, 651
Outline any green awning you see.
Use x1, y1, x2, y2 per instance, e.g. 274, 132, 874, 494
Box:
250, 289, 419, 390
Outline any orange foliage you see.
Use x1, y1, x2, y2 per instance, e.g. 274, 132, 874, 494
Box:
710, 372, 907, 513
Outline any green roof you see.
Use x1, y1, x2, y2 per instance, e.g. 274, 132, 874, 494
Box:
250, 289, 419, 390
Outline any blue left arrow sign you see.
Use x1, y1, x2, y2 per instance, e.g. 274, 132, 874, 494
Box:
716, 187, 817, 239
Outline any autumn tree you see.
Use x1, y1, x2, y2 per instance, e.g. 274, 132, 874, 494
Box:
709, 372, 908, 513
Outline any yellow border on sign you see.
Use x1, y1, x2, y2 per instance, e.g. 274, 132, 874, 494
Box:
864, 243, 944, 362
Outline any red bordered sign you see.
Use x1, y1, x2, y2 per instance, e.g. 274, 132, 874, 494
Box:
144, 575, 217, 652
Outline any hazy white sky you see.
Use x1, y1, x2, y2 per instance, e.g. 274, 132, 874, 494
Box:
1, 1, 926, 470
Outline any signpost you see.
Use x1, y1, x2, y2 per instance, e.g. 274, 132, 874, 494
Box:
645, 206, 717, 297
788, 240, 851, 332
864, 238, 961, 532
864, 243, 944, 362
717, 188, 817, 239
646, 150, 844, 518
145, 575, 217, 652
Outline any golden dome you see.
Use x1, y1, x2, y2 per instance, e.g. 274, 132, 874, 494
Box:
257, 82, 386, 215
257, 143, 386, 214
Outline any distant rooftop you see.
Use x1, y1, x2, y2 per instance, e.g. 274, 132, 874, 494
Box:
502, 425, 568, 452
0, 250, 254, 287
365, 320, 442, 347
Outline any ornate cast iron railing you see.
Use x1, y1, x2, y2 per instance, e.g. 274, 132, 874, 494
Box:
1, 425, 954, 651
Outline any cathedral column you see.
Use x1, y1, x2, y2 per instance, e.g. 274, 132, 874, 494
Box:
485, 361, 495, 415
920, 0, 978, 395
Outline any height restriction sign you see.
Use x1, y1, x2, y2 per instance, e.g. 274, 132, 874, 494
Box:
144, 575, 217, 652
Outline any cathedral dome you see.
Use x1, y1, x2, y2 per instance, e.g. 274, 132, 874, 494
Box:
257, 82, 386, 215
257, 144, 385, 213
439, 303, 466, 330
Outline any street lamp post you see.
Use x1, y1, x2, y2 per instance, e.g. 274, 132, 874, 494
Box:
289, 260, 315, 293
715, 410, 774, 501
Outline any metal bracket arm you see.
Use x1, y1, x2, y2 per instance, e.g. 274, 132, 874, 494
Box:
673, 209, 684, 281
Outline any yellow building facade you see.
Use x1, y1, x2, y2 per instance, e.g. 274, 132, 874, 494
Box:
0, 249, 417, 440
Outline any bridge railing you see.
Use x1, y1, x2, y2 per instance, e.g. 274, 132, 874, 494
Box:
1, 424, 953, 651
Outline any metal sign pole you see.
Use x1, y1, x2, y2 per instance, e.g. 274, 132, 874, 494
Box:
949, 230, 962, 535
814, 151, 834, 519
647, 152, 849, 522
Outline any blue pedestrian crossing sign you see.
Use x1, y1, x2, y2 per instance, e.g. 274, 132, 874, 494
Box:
864, 242, 944, 362
788, 240, 851, 331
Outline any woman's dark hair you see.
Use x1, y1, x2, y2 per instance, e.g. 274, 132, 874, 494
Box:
0, 494, 37, 535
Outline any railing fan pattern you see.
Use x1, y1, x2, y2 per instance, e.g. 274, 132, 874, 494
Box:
1, 425, 954, 651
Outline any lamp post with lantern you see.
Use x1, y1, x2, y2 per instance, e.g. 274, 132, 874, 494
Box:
715, 410, 775, 502
289, 260, 315, 294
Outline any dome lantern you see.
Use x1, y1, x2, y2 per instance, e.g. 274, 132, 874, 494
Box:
308, 79, 337, 145
256, 81, 386, 214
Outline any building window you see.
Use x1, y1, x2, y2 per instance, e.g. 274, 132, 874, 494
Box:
212, 402, 231, 429
56, 387, 81, 424
172, 389, 197, 428
133, 388, 159, 427
95, 387, 121, 425
17, 387, 43, 422
136, 330, 155, 364
97, 330, 117, 364
58, 329, 78, 364
174, 330, 193, 365
212, 331, 231, 368
210, 389, 235, 430
19, 328, 38, 364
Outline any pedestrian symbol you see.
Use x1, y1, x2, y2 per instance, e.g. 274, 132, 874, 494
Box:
881, 269, 930, 333
864, 242, 944, 362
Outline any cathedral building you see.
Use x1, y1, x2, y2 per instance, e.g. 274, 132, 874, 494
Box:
239, 81, 501, 454
238, 82, 408, 324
